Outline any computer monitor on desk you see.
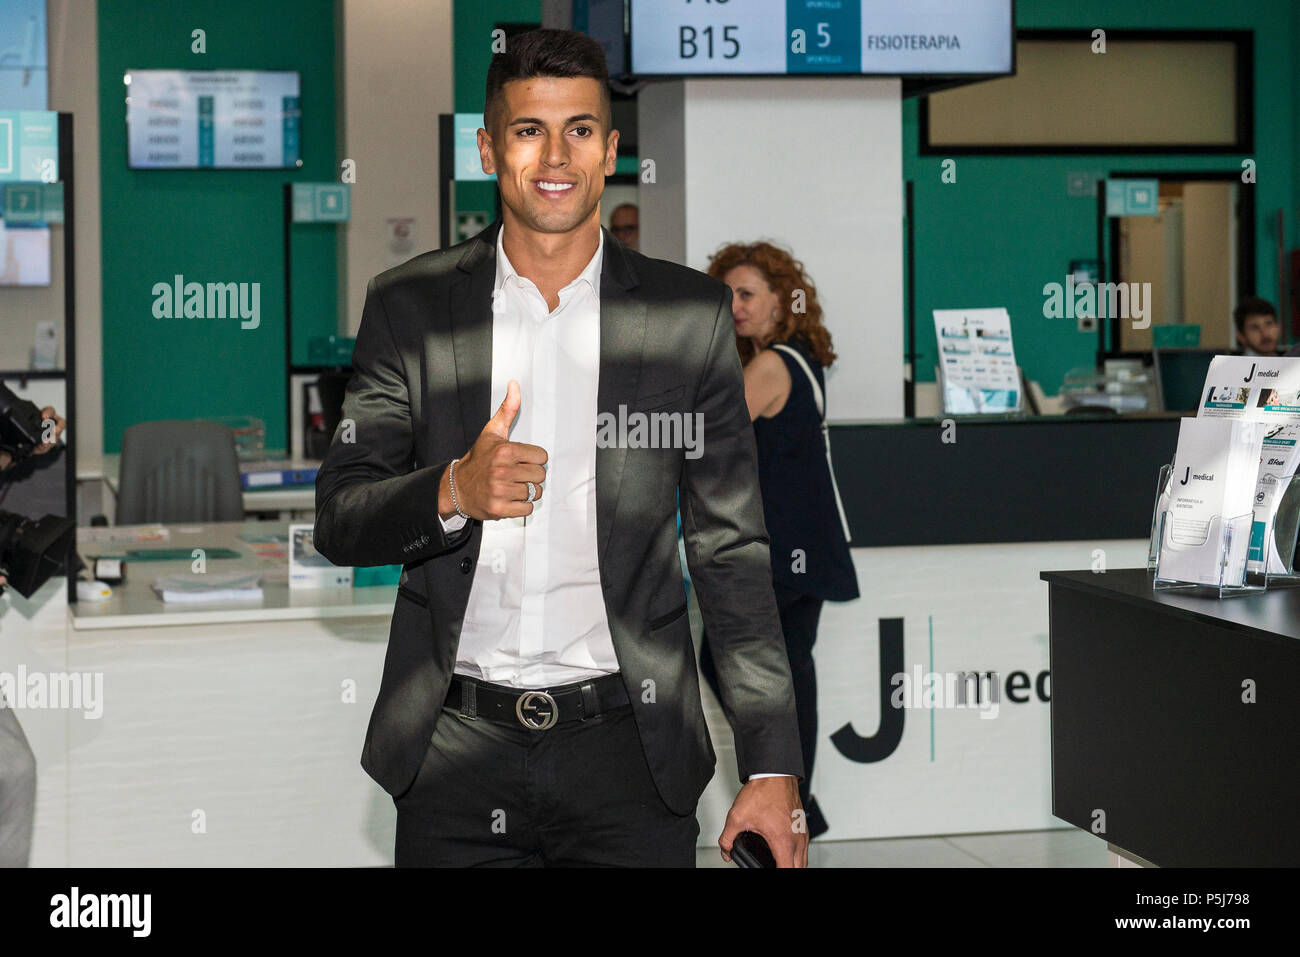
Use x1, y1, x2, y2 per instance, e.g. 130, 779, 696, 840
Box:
1153, 349, 1219, 413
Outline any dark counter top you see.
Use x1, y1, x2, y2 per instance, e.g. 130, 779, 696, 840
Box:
1041, 568, 1300, 651
831, 417, 1180, 546
830, 412, 1183, 428
1045, 566, 1300, 865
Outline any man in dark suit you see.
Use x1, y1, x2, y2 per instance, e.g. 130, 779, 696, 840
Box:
314, 28, 806, 867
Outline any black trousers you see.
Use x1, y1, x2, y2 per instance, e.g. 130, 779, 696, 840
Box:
393, 699, 699, 867
699, 582, 824, 815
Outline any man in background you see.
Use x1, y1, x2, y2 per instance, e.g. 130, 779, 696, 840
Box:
1234, 297, 1285, 357
609, 202, 638, 251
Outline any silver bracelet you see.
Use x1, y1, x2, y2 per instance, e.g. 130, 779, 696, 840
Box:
447, 457, 470, 520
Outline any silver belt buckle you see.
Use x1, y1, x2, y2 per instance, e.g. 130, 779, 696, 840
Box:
515, 690, 559, 730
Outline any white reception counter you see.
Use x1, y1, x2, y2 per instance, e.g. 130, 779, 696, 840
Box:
0, 520, 1138, 865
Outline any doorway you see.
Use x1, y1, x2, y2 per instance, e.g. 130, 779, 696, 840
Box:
1104, 172, 1255, 356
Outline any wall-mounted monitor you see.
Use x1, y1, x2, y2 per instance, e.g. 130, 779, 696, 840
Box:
629, 0, 1014, 78
0, 0, 48, 110
125, 69, 302, 169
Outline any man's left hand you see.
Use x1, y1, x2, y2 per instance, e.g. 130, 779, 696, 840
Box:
718, 776, 808, 868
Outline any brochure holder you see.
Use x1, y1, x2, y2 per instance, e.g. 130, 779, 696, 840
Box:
1153, 508, 1263, 597
937, 381, 1024, 416
1259, 469, 1300, 583
1149, 460, 1300, 591
1147, 462, 1173, 571
932, 308, 1022, 416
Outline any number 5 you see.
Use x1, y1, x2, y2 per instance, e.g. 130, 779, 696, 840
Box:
723, 24, 740, 58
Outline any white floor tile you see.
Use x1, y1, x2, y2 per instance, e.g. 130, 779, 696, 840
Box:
695, 828, 1108, 868
944, 827, 1108, 867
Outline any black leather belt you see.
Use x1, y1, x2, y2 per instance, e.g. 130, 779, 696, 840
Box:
445, 673, 630, 730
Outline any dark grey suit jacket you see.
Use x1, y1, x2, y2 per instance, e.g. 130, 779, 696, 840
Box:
314, 219, 803, 814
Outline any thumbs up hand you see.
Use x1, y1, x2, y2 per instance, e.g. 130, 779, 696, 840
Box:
438, 380, 548, 521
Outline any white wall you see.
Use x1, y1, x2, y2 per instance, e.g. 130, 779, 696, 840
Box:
639, 78, 904, 421
339, 0, 454, 335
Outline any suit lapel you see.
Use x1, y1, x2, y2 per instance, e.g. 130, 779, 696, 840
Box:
596, 228, 647, 567
448, 221, 499, 450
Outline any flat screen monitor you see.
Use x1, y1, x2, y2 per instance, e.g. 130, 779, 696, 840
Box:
629, 0, 1014, 77
125, 69, 301, 169
1154, 349, 1219, 413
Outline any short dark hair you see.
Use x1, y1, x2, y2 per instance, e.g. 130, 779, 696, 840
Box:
484, 28, 611, 135
1234, 297, 1277, 331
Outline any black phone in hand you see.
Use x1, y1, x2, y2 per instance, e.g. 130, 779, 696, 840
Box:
731, 830, 777, 868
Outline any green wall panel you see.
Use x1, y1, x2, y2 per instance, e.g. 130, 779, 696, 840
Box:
904, 0, 1300, 393
453, 1, 541, 223
98, 0, 337, 453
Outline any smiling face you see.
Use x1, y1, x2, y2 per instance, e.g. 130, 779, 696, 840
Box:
478, 76, 618, 237
723, 264, 782, 344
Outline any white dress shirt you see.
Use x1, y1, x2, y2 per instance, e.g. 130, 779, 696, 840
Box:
438, 225, 789, 783
440, 224, 615, 688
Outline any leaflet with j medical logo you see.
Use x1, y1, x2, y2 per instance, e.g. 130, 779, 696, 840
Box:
1247, 424, 1300, 574
1198, 355, 1300, 421
1159, 417, 1264, 586
932, 308, 1019, 414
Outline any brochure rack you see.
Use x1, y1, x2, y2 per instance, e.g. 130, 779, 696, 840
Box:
1260, 470, 1300, 583
1147, 460, 1300, 595
1152, 506, 1262, 597
1147, 462, 1173, 571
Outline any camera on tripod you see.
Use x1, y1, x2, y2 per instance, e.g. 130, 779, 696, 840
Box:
0, 383, 75, 598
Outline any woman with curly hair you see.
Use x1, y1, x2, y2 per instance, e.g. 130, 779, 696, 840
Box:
699, 241, 859, 840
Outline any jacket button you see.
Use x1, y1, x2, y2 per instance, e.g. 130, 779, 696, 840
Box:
460, 557, 473, 574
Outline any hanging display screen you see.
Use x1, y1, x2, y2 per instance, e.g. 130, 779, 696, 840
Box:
125, 70, 302, 169
630, 0, 1014, 77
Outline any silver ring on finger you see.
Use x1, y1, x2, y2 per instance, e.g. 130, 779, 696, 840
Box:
525, 481, 537, 503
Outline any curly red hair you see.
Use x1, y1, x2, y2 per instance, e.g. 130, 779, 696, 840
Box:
706, 241, 837, 368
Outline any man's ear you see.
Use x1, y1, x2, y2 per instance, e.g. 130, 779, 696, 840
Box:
477, 127, 496, 176
605, 128, 620, 176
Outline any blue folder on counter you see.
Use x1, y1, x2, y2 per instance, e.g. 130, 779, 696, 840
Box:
240, 464, 319, 490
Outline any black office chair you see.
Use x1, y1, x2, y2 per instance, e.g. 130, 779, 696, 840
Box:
116, 421, 243, 524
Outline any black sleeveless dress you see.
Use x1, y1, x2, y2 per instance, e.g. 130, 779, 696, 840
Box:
752, 336, 859, 602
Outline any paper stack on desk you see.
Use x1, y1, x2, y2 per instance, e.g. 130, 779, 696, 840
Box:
151, 571, 264, 603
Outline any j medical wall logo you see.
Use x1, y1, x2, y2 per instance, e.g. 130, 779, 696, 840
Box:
829, 617, 1050, 764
